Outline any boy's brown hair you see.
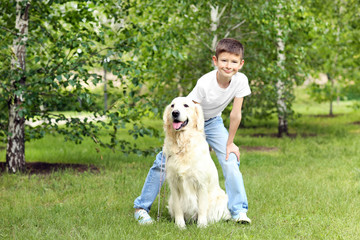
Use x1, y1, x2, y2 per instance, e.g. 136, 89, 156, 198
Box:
215, 38, 244, 59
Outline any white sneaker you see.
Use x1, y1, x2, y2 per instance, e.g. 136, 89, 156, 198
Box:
232, 212, 251, 224
134, 209, 154, 225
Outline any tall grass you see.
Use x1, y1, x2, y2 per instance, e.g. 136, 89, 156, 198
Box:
1, 92, 359, 239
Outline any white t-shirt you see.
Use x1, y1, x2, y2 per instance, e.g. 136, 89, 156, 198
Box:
187, 70, 251, 120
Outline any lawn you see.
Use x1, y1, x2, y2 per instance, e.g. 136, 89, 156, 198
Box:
1, 92, 360, 239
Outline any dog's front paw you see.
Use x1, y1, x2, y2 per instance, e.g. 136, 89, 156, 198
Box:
197, 218, 208, 228
175, 218, 186, 229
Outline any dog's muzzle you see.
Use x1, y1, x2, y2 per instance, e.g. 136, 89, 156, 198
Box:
172, 110, 188, 131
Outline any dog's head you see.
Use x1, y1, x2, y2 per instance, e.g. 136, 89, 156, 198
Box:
163, 97, 204, 133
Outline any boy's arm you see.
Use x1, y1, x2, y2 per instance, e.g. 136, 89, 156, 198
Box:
226, 97, 244, 161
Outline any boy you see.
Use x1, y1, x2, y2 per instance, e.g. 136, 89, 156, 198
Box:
134, 38, 251, 224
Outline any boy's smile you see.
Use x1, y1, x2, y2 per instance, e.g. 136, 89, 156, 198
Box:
213, 52, 244, 88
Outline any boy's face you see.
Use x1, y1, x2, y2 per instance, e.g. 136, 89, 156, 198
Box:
212, 52, 244, 80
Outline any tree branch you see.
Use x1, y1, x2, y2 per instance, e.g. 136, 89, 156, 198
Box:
218, 4, 228, 19
224, 20, 246, 38
192, 33, 213, 51
0, 26, 18, 35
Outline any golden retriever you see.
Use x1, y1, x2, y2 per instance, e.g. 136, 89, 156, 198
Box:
163, 97, 231, 229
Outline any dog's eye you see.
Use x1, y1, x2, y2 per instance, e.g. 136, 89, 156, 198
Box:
171, 104, 174, 108
184, 104, 189, 108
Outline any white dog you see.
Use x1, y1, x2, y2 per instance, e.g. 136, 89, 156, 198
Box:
163, 97, 231, 229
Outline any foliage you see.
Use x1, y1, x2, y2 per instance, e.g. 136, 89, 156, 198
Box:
0, 0, 171, 156
239, 0, 309, 124
304, 0, 360, 111
307, 81, 340, 104
342, 84, 360, 101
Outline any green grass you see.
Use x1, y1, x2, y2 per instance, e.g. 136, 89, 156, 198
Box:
1, 91, 360, 239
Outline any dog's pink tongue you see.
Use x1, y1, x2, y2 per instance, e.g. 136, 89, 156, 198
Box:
172, 122, 183, 130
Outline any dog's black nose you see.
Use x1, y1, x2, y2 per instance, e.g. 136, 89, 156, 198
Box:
172, 110, 180, 118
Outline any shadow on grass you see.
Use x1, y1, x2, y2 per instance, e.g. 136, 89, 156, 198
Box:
250, 133, 317, 138
0, 162, 100, 175
241, 146, 278, 152
308, 113, 344, 118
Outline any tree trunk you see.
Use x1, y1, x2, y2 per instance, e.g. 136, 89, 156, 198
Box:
210, 4, 219, 51
210, 4, 227, 51
6, 0, 30, 173
276, 2, 288, 137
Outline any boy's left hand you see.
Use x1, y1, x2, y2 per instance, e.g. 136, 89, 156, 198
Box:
226, 143, 240, 162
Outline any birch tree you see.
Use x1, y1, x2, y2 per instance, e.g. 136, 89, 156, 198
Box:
6, 0, 30, 172
236, 0, 309, 136
275, 2, 288, 136
0, 1, 167, 172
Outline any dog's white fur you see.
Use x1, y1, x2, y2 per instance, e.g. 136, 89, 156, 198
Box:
163, 97, 231, 229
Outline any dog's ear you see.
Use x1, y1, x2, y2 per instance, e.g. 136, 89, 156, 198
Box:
163, 104, 172, 133
194, 103, 204, 132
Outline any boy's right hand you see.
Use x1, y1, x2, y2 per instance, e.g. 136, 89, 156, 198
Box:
226, 142, 240, 162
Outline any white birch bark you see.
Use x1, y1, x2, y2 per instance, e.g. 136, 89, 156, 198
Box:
276, 2, 288, 137
210, 4, 227, 51
6, 0, 30, 173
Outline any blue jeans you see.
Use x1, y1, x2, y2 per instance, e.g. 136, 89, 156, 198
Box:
133, 116, 248, 216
